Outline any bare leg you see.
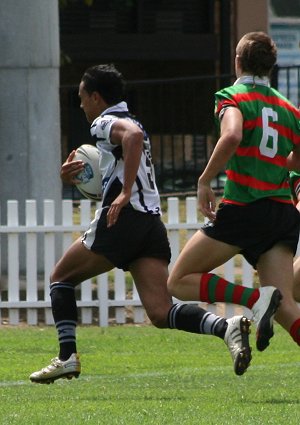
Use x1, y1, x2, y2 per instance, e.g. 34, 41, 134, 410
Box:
30, 237, 116, 383
129, 257, 171, 328
49, 238, 114, 359
257, 244, 300, 332
51, 237, 114, 284
167, 230, 240, 300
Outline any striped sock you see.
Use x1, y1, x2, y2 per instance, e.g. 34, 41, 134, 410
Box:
290, 318, 300, 346
199, 273, 259, 309
50, 282, 78, 360
168, 303, 227, 339
55, 319, 77, 357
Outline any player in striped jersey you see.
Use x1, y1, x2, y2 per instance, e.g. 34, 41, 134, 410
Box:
168, 32, 300, 357
289, 171, 300, 211
289, 171, 300, 301
30, 64, 252, 383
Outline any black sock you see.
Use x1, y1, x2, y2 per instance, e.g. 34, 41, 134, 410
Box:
50, 282, 78, 360
168, 303, 227, 339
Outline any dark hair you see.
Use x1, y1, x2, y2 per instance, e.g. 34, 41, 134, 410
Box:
81, 64, 125, 105
236, 32, 277, 77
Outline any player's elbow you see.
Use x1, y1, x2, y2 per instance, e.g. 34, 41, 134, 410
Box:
131, 127, 144, 146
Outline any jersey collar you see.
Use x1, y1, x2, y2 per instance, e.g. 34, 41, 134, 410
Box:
101, 101, 129, 116
234, 76, 270, 87
91, 102, 129, 127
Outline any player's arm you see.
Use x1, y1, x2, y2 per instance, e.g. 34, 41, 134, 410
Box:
296, 193, 300, 212
287, 144, 300, 172
287, 147, 300, 212
198, 107, 243, 220
292, 176, 300, 212
107, 119, 144, 227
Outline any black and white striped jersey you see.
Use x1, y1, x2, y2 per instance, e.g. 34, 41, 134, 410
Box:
90, 102, 161, 215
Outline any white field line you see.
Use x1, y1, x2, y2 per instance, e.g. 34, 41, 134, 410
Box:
1, 361, 299, 387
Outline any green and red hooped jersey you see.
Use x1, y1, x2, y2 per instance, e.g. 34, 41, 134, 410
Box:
215, 77, 300, 205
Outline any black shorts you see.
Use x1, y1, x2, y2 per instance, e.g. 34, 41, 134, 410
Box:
202, 198, 300, 268
82, 206, 171, 271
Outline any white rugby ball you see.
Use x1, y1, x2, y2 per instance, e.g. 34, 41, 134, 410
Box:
74, 144, 102, 201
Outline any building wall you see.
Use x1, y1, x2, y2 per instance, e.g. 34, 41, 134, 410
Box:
236, 0, 268, 41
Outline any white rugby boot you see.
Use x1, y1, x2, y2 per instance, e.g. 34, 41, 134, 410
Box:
30, 353, 81, 384
224, 315, 252, 375
252, 286, 282, 351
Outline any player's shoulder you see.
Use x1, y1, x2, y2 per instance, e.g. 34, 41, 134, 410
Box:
216, 83, 240, 95
91, 114, 118, 136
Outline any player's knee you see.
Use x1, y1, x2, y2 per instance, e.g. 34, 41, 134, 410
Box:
50, 267, 61, 284
49, 272, 56, 284
293, 285, 300, 303
147, 310, 168, 329
167, 275, 178, 297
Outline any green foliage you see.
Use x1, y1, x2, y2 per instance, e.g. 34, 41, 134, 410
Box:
0, 325, 300, 424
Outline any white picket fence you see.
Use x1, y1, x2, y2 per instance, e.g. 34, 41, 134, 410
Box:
0, 197, 262, 326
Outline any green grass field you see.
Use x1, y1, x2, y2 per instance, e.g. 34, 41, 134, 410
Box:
0, 324, 299, 425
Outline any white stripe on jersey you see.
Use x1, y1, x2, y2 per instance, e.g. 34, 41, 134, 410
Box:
295, 181, 300, 197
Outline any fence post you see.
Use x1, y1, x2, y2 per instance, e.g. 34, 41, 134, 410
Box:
223, 258, 235, 318
167, 197, 180, 269
7, 201, 20, 325
44, 200, 55, 325
132, 280, 145, 323
80, 200, 93, 324
98, 273, 109, 327
242, 258, 254, 288
62, 200, 73, 253
186, 196, 198, 240
115, 269, 126, 323
26, 200, 38, 325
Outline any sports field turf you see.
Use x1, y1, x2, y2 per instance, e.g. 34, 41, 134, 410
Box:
0, 324, 299, 424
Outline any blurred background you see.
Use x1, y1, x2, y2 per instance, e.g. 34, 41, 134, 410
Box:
59, 0, 300, 196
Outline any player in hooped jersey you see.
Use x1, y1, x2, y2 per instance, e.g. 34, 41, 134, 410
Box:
30, 64, 260, 383
289, 171, 300, 301
168, 32, 300, 356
